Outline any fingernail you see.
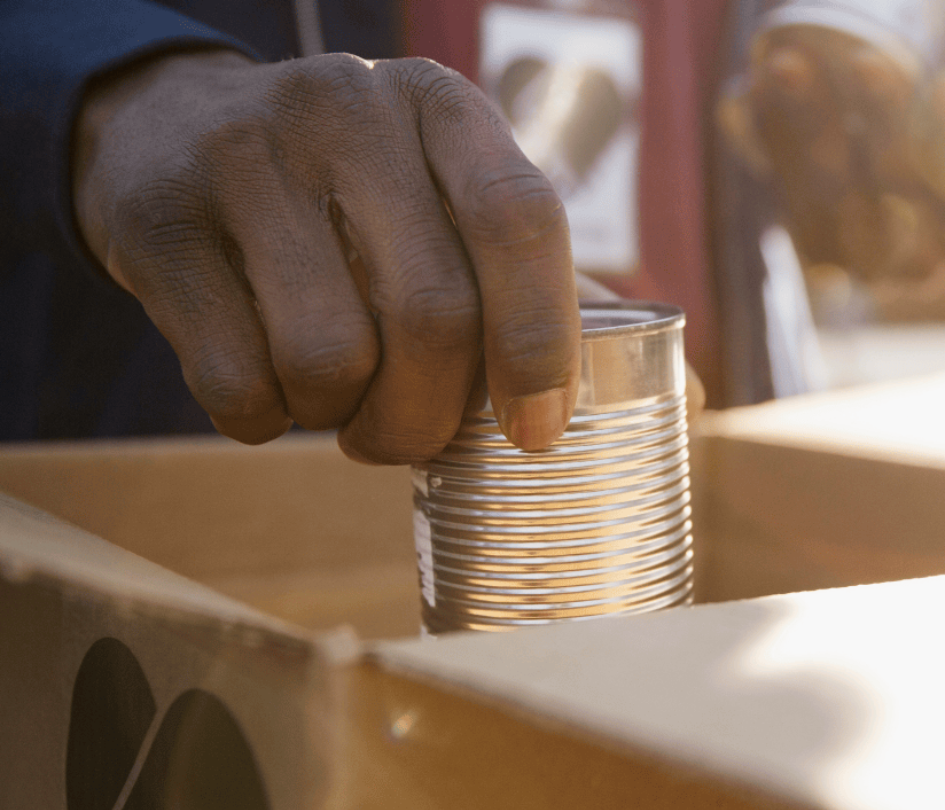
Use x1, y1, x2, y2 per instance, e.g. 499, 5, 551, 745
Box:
501, 388, 569, 452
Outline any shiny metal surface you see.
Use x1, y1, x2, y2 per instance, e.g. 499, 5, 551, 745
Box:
412, 302, 692, 633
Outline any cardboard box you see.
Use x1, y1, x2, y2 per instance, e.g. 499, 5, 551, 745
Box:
3, 373, 945, 808
693, 372, 945, 602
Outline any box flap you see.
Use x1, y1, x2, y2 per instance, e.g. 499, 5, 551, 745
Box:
0, 491, 358, 810
0, 433, 415, 580
0, 491, 349, 651
690, 374, 945, 602
0, 434, 421, 638
369, 577, 945, 810
698, 372, 945, 468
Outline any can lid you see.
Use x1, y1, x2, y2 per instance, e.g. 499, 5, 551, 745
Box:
580, 301, 685, 341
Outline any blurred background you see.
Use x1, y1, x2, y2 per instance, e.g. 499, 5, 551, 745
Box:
401, 0, 945, 408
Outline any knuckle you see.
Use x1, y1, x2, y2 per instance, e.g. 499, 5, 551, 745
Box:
390, 56, 457, 83
187, 351, 281, 421
191, 114, 273, 183
390, 57, 461, 96
464, 168, 567, 246
111, 191, 210, 294
392, 287, 481, 351
260, 55, 396, 177
269, 54, 383, 127
315, 53, 378, 95
274, 330, 378, 393
387, 58, 482, 123
115, 174, 205, 249
110, 125, 271, 260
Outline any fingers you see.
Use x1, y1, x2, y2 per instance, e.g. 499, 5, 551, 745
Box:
109, 204, 292, 445
332, 144, 483, 463
230, 190, 381, 433
84, 53, 582, 459
395, 60, 582, 451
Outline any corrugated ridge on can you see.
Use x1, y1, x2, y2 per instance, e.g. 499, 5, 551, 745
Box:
412, 302, 693, 634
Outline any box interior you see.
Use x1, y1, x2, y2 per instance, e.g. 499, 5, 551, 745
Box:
6, 374, 945, 809
5, 375, 945, 639
0, 434, 421, 640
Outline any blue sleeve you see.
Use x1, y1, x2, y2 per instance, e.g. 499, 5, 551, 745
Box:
0, 0, 261, 280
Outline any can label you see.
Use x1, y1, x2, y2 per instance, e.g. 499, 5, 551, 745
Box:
413, 507, 435, 607
411, 466, 429, 497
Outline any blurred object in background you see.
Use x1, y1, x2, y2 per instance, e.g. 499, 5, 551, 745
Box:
718, 0, 945, 327
480, 5, 642, 278
469, 1, 730, 408
758, 225, 830, 396
712, 0, 945, 397
411, 1, 940, 404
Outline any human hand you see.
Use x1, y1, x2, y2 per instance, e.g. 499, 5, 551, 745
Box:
717, 24, 945, 296
73, 50, 581, 462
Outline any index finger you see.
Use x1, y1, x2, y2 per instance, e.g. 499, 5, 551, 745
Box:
399, 60, 582, 451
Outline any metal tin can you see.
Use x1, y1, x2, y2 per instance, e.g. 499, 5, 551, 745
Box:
411, 301, 693, 634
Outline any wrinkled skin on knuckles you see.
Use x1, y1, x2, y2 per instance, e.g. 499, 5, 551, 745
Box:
74, 51, 581, 462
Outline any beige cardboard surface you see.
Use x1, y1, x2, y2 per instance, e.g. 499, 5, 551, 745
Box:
332, 660, 808, 810
701, 371, 945, 466
693, 433, 945, 601
371, 576, 945, 810
0, 493, 354, 810
0, 492, 322, 635
5, 375, 945, 808
0, 433, 415, 578
0, 434, 422, 640
691, 374, 945, 602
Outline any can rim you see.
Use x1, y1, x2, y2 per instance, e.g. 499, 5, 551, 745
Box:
579, 300, 685, 341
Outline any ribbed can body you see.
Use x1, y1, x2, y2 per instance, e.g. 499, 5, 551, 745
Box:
412, 302, 693, 634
